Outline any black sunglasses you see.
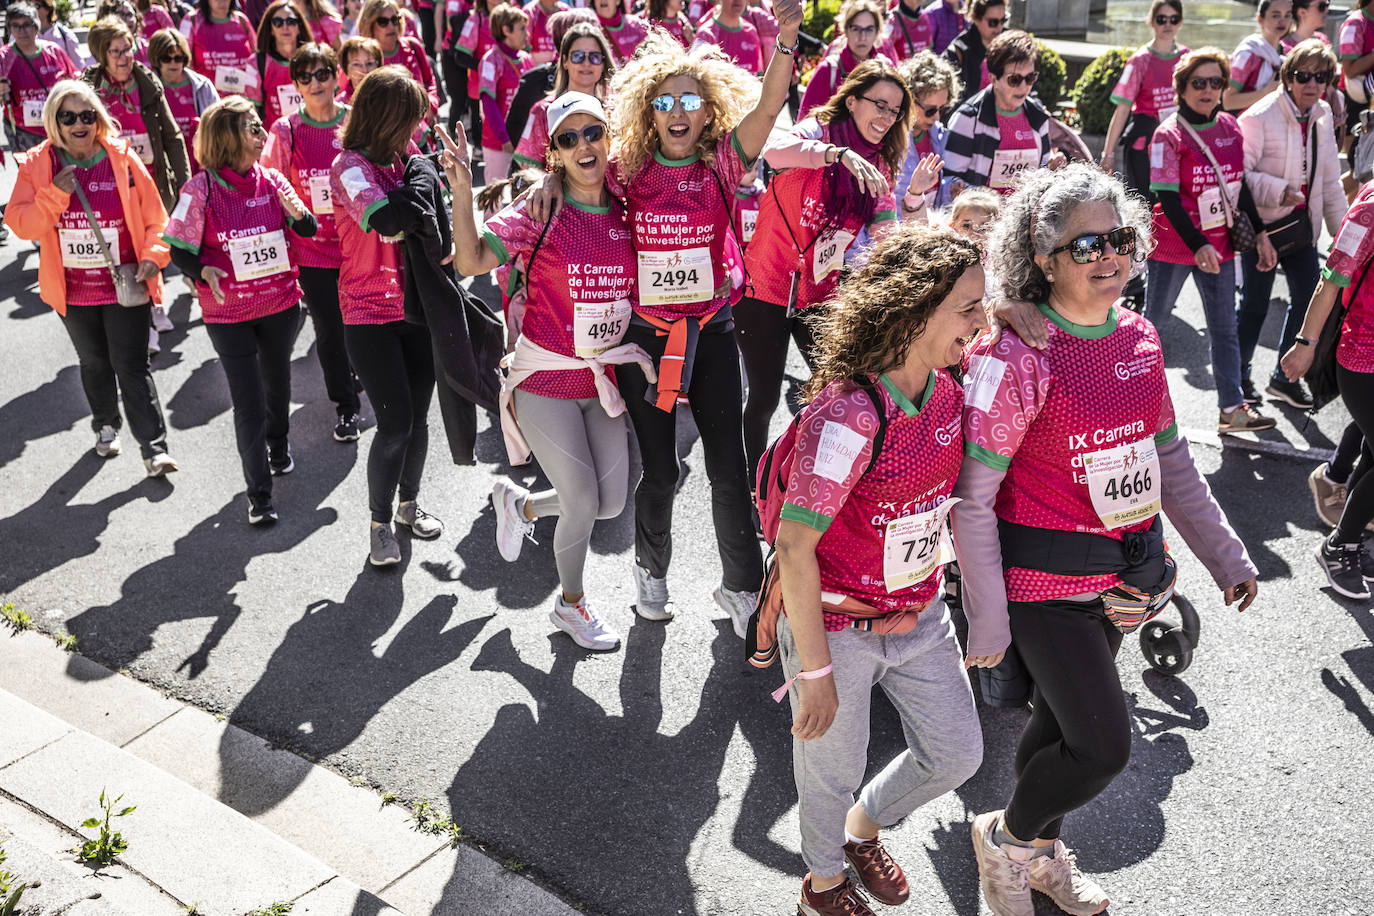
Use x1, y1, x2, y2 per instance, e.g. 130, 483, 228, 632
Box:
373, 14, 402, 26
271, 15, 301, 27
568, 48, 604, 65
1154, 13, 1181, 25
295, 65, 335, 83
161, 53, 188, 64
57, 109, 99, 125
1291, 69, 1333, 85
1049, 227, 1138, 264
983, 16, 1004, 27
552, 122, 606, 149
1002, 71, 1038, 88
1190, 75, 1226, 90
917, 102, 945, 118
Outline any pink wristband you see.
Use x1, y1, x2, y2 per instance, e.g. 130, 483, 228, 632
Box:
772, 663, 834, 703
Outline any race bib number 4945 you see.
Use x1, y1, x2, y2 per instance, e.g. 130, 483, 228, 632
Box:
573, 297, 631, 356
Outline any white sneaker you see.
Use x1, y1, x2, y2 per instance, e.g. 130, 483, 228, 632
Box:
491, 479, 535, 562
713, 585, 756, 639
633, 564, 674, 621
143, 453, 179, 477
151, 305, 174, 332
95, 425, 121, 458
550, 595, 620, 651
147, 325, 160, 355
1028, 840, 1109, 916
970, 811, 1034, 916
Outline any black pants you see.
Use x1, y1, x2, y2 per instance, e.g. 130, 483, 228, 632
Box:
344, 320, 435, 523
296, 265, 361, 416
733, 295, 821, 479
1002, 598, 1130, 842
441, 48, 467, 135
204, 304, 299, 502
616, 321, 764, 592
1330, 420, 1364, 485
60, 302, 169, 459
1336, 365, 1374, 543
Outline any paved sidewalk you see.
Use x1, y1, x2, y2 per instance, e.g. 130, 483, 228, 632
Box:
0, 627, 578, 916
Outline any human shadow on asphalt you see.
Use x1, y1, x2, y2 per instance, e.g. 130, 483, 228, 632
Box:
165, 347, 333, 433
1205, 449, 1319, 581
0, 244, 49, 320
218, 578, 493, 815
1322, 604, 1374, 737
61, 419, 354, 680
0, 365, 90, 469
433, 618, 784, 916
0, 453, 173, 595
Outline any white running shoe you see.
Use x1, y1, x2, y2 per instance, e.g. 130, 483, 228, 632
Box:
550, 595, 620, 651
971, 811, 1034, 916
633, 564, 674, 621
143, 453, 179, 477
714, 585, 756, 639
491, 479, 535, 561
151, 305, 174, 333
1028, 840, 1109, 916
95, 425, 121, 458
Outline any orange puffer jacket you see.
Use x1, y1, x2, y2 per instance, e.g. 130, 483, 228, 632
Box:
3, 134, 171, 316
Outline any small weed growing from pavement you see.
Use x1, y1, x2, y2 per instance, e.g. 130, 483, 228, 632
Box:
502, 858, 527, 874
380, 791, 398, 807
410, 798, 463, 847
78, 789, 135, 867
0, 604, 33, 634
246, 903, 292, 915
53, 631, 77, 651
183, 904, 203, 915
1, 844, 27, 916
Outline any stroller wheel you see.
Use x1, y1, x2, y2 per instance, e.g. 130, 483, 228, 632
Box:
1139, 620, 1194, 675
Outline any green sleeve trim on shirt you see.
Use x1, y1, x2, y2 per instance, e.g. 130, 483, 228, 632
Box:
731, 132, 757, 170
1323, 264, 1353, 287
1108, 92, 1131, 107
870, 209, 897, 225
163, 233, 199, 254
1228, 78, 1243, 90
479, 85, 495, 98
1155, 421, 1178, 445
513, 152, 541, 168
964, 440, 1011, 471
1341, 52, 1360, 61
1149, 180, 1179, 192
359, 197, 388, 234
780, 502, 832, 533
482, 229, 511, 265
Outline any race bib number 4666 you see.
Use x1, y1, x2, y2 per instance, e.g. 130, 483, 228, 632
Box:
1082, 437, 1160, 529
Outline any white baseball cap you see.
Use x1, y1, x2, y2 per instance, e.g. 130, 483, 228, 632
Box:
546, 91, 608, 136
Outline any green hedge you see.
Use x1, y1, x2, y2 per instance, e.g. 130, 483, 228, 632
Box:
1034, 40, 1067, 112
803, 0, 843, 48
1071, 47, 1132, 134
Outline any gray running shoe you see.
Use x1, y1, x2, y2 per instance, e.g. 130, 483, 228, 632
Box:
370, 524, 402, 566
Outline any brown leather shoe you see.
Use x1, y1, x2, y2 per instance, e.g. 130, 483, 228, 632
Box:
843, 835, 910, 906
797, 874, 878, 916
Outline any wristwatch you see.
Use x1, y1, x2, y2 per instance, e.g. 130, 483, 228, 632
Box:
1295, 336, 1314, 346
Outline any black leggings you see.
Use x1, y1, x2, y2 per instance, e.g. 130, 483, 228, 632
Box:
1329, 420, 1364, 485
1335, 365, 1374, 543
1002, 598, 1130, 842
615, 321, 764, 592
60, 302, 169, 459
441, 45, 468, 135
344, 320, 435, 523
297, 265, 360, 416
734, 295, 821, 480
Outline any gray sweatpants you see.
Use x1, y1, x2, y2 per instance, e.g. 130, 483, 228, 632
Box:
777, 600, 983, 876
512, 388, 629, 596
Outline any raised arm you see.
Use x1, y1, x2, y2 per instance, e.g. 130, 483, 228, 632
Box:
733, 0, 802, 161
436, 123, 503, 275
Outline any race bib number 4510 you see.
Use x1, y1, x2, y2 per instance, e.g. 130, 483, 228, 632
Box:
1082, 437, 1161, 529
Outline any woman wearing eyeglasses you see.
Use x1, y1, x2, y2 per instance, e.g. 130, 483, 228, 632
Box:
358, 0, 439, 120
337, 33, 380, 100
895, 51, 960, 216
1223, 0, 1291, 113
4, 80, 176, 475
944, 30, 1063, 198
448, 93, 641, 650
476, 3, 530, 181
952, 163, 1258, 916
164, 96, 317, 524
255, 0, 315, 129
737, 60, 908, 485
1144, 47, 1279, 434
96, 0, 152, 65
179, 0, 258, 102
260, 42, 363, 444
0, 3, 81, 155
150, 28, 219, 175
798, 0, 890, 120
943, 0, 1003, 105
1285, 0, 1332, 50
513, 23, 612, 169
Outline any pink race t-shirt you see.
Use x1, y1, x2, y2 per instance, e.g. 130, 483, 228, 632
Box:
1340, 10, 1374, 61
887, 3, 932, 59
1281, 29, 1331, 54
1109, 44, 1186, 120
96, 80, 155, 168
962, 304, 1179, 602
0, 42, 78, 138
163, 78, 204, 172
261, 52, 304, 130
181, 12, 260, 100
653, 16, 694, 48
781, 371, 964, 619
692, 17, 763, 74
513, 96, 551, 169
608, 130, 751, 322
1228, 37, 1281, 94
142, 4, 175, 41
262, 106, 346, 269
55, 151, 136, 306
456, 12, 492, 99
479, 43, 530, 148
523, 0, 568, 61
744, 119, 896, 308
330, 149, 407, 324
735, 182, 762, 248
597, 12, 649, 65
987, 105, 1039, 195
483, 196, 637, 398
163, 165, 303, 323
1321, 182, 1374, 372
1149, 113, 1245, 263
310, 14, 343, 47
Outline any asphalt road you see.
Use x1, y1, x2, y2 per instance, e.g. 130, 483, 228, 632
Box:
2, 163, 1373, 915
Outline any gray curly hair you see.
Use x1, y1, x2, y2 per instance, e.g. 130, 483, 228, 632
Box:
988, 162, 1154, 303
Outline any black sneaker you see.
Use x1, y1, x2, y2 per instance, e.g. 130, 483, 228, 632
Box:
1317, 539, 1370, 599
269, 444, 294, 475
1360, 535, 1374, 580
248, 498, 278, 526
1265, 377, 1315, 410
1241, 378, 1262, 406
333, 413, 360, 442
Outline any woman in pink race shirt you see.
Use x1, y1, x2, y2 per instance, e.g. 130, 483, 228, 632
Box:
255, 0, 315, 129
951, 164, 1258, 916
180, 0, 260, 101
477, 2, 531, 181
357, 0, 439, 120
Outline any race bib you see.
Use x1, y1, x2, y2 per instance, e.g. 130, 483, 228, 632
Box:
573, 297, 632, 356
276, 81, 303, 116
307, 174, 333, 215
741, 207, 757, 243
215, 65, 247, 93
59, 226, 121, 269
21, 96, 45, 127
1197, 180, 1240, 232
811, 229, 854, 282
637, 247, 713, 306
990, 147, 1038, 190
227, 229, 290, 281
1157, 103, 1177, 120
127, 131, 153, 164
1081, 437, 1161, 530
882, 497, 960, 593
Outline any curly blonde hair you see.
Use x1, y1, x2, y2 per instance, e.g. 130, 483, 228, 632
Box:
608, 27, 760, 183
804, 223, 983, 400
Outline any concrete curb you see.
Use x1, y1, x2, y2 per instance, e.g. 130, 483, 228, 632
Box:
0, 628, 580, 916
